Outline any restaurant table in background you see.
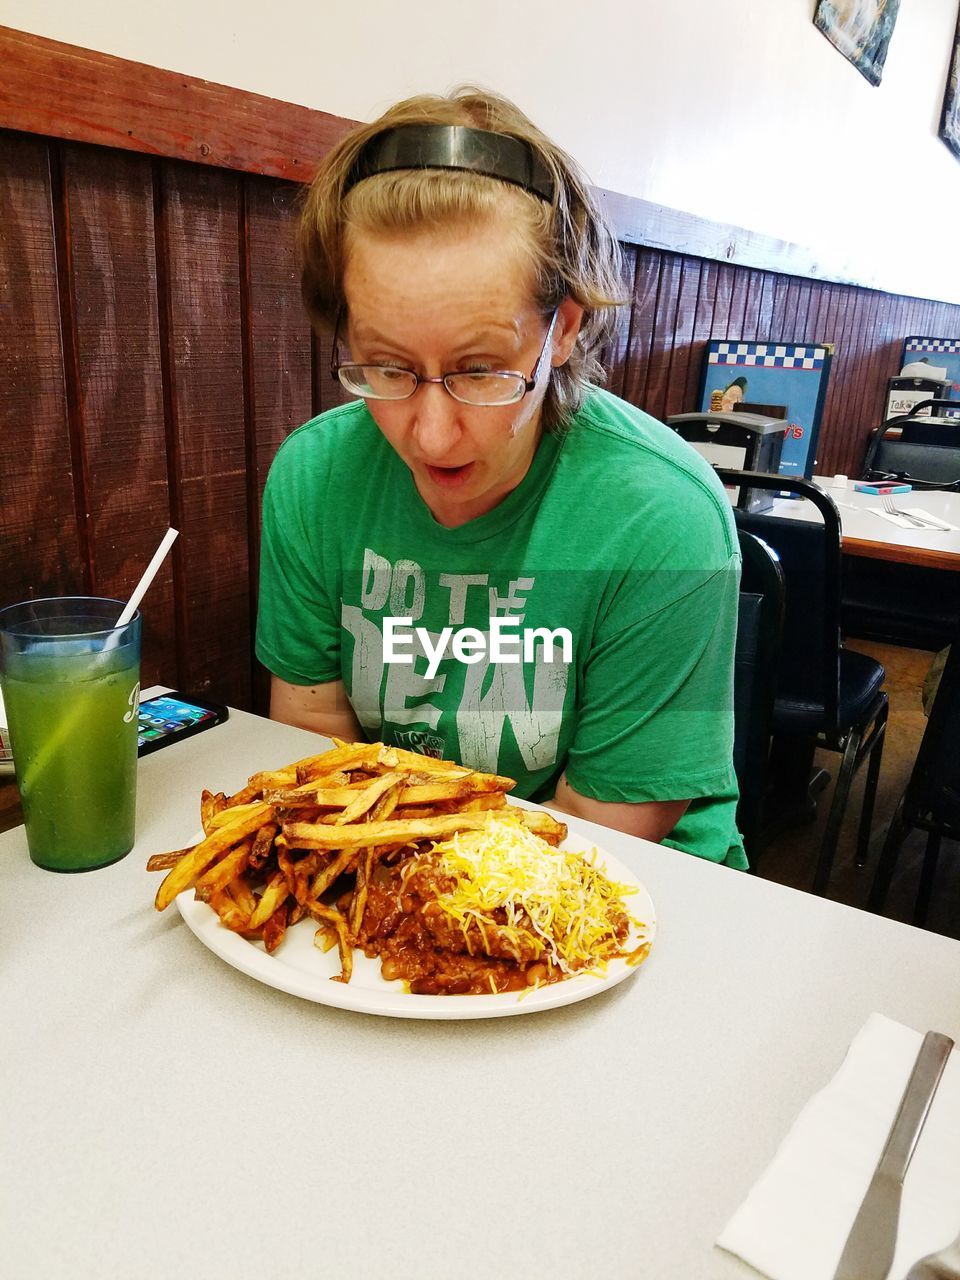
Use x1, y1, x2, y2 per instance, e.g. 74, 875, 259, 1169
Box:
2, 708, 959, 1278
768, 476, 960, 649
770, 475, 960, 570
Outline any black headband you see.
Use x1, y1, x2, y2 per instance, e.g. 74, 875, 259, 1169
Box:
344, 124, 556, 203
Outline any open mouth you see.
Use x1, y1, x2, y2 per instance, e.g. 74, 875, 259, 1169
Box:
425, 462, 475, 488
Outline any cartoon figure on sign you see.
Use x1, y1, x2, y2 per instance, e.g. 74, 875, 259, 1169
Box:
720, 376, 748, 413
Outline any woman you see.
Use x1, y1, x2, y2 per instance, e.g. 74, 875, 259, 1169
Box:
256, 88, 745, 867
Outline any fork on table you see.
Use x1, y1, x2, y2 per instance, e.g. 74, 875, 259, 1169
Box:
880, 495, 937, 528
905, 1228, 960, 1279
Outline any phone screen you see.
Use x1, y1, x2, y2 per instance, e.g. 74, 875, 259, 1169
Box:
137, 696, 219, 750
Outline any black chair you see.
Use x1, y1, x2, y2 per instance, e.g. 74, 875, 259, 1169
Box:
869, 641, 960, 926
862, 399, 960, 487
733, 530, 785, 870
715, 469, 889, 895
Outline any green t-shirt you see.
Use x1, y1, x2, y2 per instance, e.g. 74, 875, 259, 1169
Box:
256, 388, 746, 868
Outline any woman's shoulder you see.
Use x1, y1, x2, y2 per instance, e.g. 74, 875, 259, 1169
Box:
267, 399, 386, 494
568, 391, 729, 498
572, 390, 707, 465
271, 400, 380, 473
557, 390, 737, 557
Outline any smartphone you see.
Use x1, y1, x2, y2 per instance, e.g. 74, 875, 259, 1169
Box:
137, 692, 228, 757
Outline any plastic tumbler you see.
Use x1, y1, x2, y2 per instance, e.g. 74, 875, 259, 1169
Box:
0, 597, 142, 871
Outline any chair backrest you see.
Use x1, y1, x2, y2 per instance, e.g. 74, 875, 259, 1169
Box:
868, 438, 960, 485
904, 641, 960, 831
862, 400, 960, 485
899, 421, 960, 447
716, 470, 843, 729
733, 530, 785, 862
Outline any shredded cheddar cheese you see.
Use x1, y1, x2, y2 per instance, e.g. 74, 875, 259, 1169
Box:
408, 813, 641, 975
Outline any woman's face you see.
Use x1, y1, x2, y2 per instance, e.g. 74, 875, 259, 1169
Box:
341, 216, 582, 528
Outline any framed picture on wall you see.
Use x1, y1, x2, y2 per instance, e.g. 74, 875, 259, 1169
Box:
814, 0, 902, 86
698, 342, 834, 479
940, 5, 960, 160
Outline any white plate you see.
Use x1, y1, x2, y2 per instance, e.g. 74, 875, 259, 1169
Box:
176, 827, 656, 1020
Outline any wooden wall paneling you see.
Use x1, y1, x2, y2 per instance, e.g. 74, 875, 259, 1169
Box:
884, 291, 912, 382
806, 280, 839, 471
917, 297, 940, 336
818, 281, 846, 353
855, 291, 892, 445
681, 258, 721, 411
845, 289, 882, 473
921, 299, 941, 334
663, 255, 702, 419
845, 288, 884, 475
0, 26, 354, 186
808, 279, 835, 347
739, 269, 765, 341
768, 275, 793, 342
314, 326, 352, 416
936, 301, 957, 333
620, 248, 662, 410
0, 131, 82, 603
792, 279, 817, 343
641, 252, 683, 420
820, 285, 872, 476
709, 263, 736, 341
242, 176, 314, 712
599, 242, 638, 398
938, 300, 960, 334
846, 289, 886, 463
783, 276, 805, 341
157, 160, 251, 707
755, 271, 777, 339
726, 264, 751, 342
813, 281, 854, 474
921, 295, 942, 332
792, 278, 812, 341
61, 142, 175, 688
312, 330, 324, 417
779, 278, 804, 344
242, 179, 313, 524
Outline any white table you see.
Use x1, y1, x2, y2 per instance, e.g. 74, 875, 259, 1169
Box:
3, 708, 960, 1279
771, 476, 960, 571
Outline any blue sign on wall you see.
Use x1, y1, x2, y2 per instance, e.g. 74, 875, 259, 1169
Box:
698, 341, 833, 479
901, 337, 960, 403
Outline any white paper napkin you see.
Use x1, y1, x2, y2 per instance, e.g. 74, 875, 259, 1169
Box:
872, 508, 959, 532
717, 1013, 960, 1280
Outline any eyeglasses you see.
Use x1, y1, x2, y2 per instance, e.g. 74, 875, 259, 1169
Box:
331, 310, 558, 407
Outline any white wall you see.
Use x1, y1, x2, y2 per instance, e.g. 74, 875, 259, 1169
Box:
5, 0, 960, 304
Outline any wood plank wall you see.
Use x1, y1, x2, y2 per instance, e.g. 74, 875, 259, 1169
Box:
3, 124, 960, 712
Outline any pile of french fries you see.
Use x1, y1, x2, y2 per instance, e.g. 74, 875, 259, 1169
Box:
148, 739, 566, 983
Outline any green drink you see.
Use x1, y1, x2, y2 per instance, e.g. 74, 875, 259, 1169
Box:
0, 598, 141, 871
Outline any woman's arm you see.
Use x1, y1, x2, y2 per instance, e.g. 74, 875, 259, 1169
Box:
269, 674, 364, 741
547, 774, 690, 843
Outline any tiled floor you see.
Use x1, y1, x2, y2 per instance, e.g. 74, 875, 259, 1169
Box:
756, 639, 960, 941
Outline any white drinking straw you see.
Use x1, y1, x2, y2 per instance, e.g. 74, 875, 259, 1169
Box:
116, 527, 179, 628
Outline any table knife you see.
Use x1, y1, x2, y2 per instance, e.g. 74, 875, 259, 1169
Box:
833, 1030, 954, 1280
907, 513, 955, 532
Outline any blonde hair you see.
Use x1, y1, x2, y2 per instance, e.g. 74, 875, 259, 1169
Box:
298, 88, 625, 432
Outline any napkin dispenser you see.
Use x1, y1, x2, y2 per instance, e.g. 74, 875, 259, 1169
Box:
666, 412, 787, 512
885, 376, 950, 420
